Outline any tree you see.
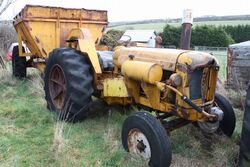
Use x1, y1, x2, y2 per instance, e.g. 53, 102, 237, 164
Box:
0, 0, 15, 16
191, 25, 234, 47
223, 25, 250, 43
161, 24, 182, 48
100, 29, 124, 50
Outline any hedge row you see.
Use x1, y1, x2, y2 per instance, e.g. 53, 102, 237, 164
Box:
161, 24, 250, 48
223, 25, 250, 43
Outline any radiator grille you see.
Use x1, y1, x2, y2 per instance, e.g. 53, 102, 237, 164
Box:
189, 69, 203, 100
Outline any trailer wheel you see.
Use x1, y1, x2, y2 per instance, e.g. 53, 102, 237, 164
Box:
12, 46, 26, 78
44, 48, 93, 122
122, 112, 172, 167
214, 93, 236, 137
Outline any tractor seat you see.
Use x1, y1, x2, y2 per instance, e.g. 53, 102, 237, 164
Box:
97, 51, 114, 71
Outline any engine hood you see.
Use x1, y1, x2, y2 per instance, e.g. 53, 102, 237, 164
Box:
178, 51, 218, 71
113, 46, 217, 71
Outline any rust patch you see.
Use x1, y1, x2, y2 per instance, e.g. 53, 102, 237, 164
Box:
42, 48, 47, 56
24, 22, 32, 31
227, 48, 233, 66
96, 72, 115, 90
169, 105, 177, 114
179, 108, 189, 119
35, 36, 40, 43
177, 64, 188, 73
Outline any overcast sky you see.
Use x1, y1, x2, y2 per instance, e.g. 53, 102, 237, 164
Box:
1, 0, 250, 22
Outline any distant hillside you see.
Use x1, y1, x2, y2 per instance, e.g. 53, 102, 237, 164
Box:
108, 15, 250, 27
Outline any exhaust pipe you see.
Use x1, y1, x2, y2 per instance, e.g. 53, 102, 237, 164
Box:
180, 9, 193, 50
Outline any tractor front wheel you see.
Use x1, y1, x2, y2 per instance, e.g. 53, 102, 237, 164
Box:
198, 93, 236, 137
215, 93, 236, 137
44, 48, 93, 122
122, 112, 172, 167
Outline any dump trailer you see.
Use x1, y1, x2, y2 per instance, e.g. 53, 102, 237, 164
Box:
13, 5, 236, 167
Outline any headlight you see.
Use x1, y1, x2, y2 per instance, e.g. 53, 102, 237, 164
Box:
169, 73, 182, 87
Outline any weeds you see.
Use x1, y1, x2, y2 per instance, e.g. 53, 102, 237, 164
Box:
0, 66, 243, 167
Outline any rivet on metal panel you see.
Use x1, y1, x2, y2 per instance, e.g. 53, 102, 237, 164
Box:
35, 36, 40, 43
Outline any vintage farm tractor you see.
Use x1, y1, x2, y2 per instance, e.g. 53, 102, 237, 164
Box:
13, 5, 236, 167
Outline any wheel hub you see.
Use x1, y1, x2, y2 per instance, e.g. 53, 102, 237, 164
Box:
136, 139, 147, 153
127, 128, 151, 160
49, 64, 67, 109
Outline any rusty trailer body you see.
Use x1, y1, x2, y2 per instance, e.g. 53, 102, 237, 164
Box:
227, 41, 250, 90
13, 5, 236, 167
13, 5, 107, 71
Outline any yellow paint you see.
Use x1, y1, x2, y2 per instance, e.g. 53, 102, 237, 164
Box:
16, 22, 44, 58
141, 82, 161, 108
13, 5, 107, 71
113, 46, 186, 71
121, 60, 163, 84
206, 68, 218, 100
14, 6, 220, 124
177, 52, 192, 65
73, 28, 102, 74
103, 78, 129, 97
104, 97, 132, 105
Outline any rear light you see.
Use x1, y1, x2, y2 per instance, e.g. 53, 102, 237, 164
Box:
7, 52, 12, 61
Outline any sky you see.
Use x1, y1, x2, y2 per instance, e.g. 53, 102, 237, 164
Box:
1, 0, 250, 22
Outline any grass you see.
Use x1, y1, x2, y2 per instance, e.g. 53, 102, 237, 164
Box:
0, 62, 243, 167
108, 20, 250, 32
200, 50, 228, 81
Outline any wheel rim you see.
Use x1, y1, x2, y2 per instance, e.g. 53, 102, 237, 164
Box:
49, 64, 67, 109
127, 128, 151, 160
198, 101, 222, 133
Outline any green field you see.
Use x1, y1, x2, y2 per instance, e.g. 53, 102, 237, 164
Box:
0, 62, 243, 167
108, 20, 250, 32
199, 50, 228, 80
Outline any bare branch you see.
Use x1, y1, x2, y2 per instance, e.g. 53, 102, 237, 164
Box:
0, 0, 15, 16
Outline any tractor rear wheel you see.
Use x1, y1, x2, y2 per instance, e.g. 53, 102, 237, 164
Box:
122, 112, 172, 167
44, 48, 93, 122
12, 46, 26, 78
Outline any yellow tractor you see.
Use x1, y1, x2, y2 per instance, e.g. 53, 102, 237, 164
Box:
13, 5, 236, 167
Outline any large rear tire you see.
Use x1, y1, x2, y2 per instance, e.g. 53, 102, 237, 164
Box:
12, 46, 26, 78
122, 112, 172, 167
44, 48, 93, 122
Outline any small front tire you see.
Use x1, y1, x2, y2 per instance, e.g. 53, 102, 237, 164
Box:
215, 93, 236, 137
122, 112, 172, 167
198, 93, 236, 137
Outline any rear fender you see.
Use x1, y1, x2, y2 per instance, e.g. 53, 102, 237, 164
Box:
67, 28, 102, 74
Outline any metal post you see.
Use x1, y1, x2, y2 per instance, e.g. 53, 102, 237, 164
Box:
180, 9, 193, 50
